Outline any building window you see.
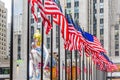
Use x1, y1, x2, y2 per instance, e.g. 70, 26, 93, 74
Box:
115, 24, 119, 30
115, 51, 119, 56
56, 26, 58, 36
74, 13, 79, 19
100, 8, 104, 13
0, 68, 10, 74
47, 37, 50, 49
18, 35, 21, 45
56, 37, 58, 48
100, 39, 104, 46
100, 18, 104, 24
115, 33, 119, 40
18, 35, 21, 59
100, 0, 103, 3
37, 7, 40, 12
115, 44, 119, 49
67, 2, 71, 8
93, 0, 97, 3
93, 9, 97, 14
31, 26, 34, 42
31, 18, 34, 24
38, 18, 41, 22
18, 47, 21, 59
100, 29, 104, 35
74, 1, 79, 7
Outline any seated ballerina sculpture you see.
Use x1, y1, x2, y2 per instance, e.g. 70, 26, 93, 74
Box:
29, 30, 56, 80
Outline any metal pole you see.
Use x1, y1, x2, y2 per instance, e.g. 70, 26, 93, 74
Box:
41, 0, 44, 80
86, 57, 89, 80
82, 48, 85, 80
65, 8, 67, 80
27, 0, 30, 80
57, 1, 61, 79
110, 72, 112, 80
10, 0, 14, 80
62, 61, 64, 80
65, 50, 67, 80
55, 0, 61, 79
89, 57, 90, 80
86, 57, 88, 80
79, 55, 81, 80
75, 50, 77, 80
58, 24, 60, 80
71, 51, 73, 80
50, 16, 53, 80
91, 58, 92, 80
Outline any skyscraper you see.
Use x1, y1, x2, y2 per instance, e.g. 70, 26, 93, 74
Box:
0, 1, 10, 80
0, 0, 8, 63
91, 0, 120, 79
12, 0, 120, 80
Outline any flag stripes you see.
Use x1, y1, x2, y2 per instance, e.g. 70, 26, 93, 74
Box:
29, 0, 118, 74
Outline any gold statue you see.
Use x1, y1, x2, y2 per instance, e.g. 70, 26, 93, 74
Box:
33, 30, 42, 47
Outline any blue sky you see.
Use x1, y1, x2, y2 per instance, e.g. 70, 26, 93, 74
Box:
1, 0, 23, 23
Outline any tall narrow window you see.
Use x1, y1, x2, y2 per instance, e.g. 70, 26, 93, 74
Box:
67, 2, 71, 8
18, 35, 21, 59
47, 37, 50, 49
31, 18, 34, 24
100, 28, 104, 35
100, 0, 103, 3
74, 1, 79, 7
100, 18, 104, 24
74, 13, 79, 19
115, 51, 119, 56
31, 26, 34, 42
100, 8, 104, 13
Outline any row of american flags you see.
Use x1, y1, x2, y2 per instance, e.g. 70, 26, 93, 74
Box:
29, 0, 118, 72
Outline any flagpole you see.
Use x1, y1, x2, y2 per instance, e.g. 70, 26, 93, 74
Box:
96, 63, 97, 80
50, 14, 53, 80
65, 50, 67, 80
75, 50, 77, 80
82, 28, 85, 80
27, 0, 30, 79
89, 56, 90, 80
41, 0, 44, 80
79, 55, 81, 80
57, 1, 61, 80
10, 0, 14, 80
82, 48, 85, 80
58, 22, 61, 80
86, 56, 88, 80
90, 56, 93, 80
75, 18, 78, 80
71, 51, 73, 80
65, 6, 67, 80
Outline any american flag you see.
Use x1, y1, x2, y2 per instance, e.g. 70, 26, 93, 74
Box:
84, 33, 106, 55
72, 22, 106, 55
91, 52, 118, 72
44, 0, 69, 41
65, 14, 84, 51
29, 0, 52, 34
65, 15, 78, 51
